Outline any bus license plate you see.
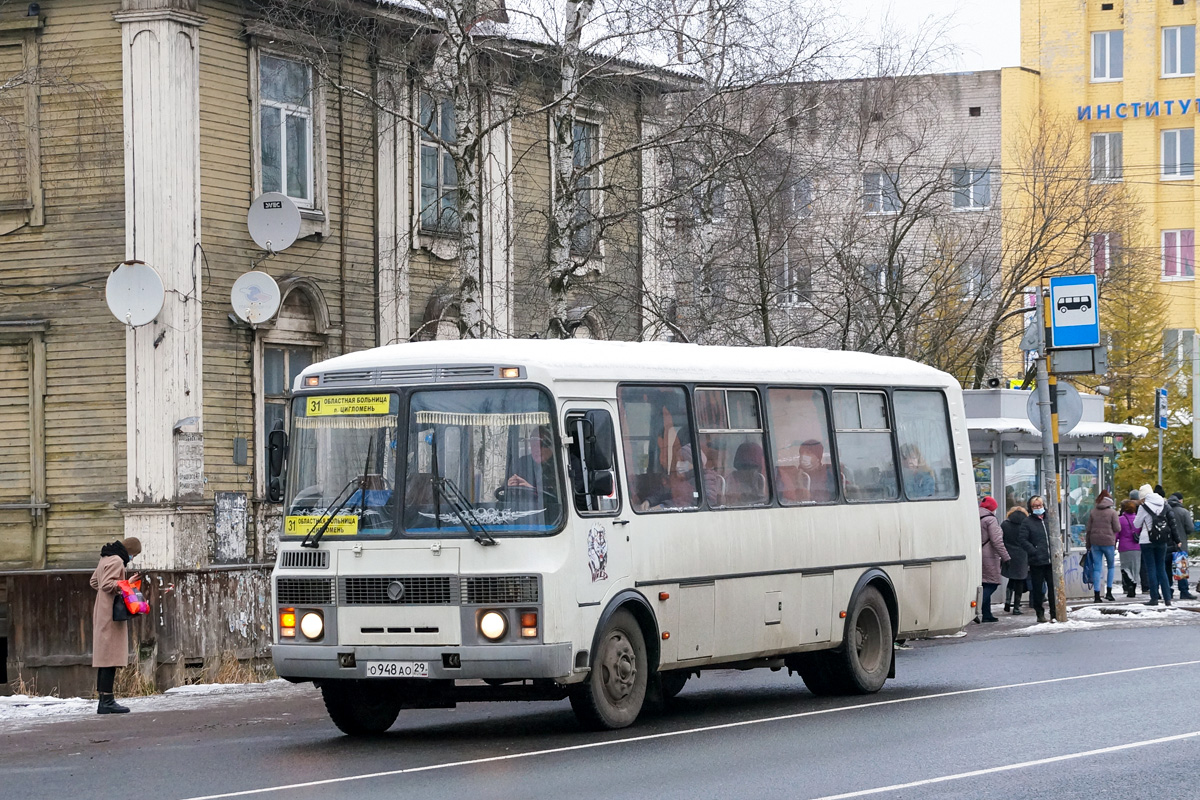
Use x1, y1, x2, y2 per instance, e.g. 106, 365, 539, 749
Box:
364, 661, 429, 678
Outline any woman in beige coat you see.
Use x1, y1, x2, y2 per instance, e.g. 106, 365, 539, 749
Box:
90, 537, 141, 714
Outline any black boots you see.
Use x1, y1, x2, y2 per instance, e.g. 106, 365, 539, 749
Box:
1094, 591, 1102, 603
1035, 610, 1047, 623
97, 693, 130, 715
1105, 589, 1115, 601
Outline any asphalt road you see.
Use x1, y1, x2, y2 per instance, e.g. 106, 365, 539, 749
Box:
3, 624, 1199, 800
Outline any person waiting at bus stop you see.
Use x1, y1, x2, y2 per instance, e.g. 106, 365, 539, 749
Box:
1022, 496, 1058, 623
978, 496, 1009, 622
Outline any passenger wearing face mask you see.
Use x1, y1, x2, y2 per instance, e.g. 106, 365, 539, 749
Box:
1020, 495, 1058, 623
798, 439, 837, 503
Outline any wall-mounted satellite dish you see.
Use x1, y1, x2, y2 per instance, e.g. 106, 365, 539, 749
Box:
247, 192, 301, 253
231, 270, 282, 326
105, 261, 165, 328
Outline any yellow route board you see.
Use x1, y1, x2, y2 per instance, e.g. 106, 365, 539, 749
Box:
284, 514, 360, 537
306, 395, 391, 416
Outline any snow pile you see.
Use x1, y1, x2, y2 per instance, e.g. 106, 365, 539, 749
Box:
0, 694, 93, 721
164, 679, 290, 696
1015, 604, 1197, 635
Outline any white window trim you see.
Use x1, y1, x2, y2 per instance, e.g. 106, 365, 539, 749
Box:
1161, 229, 1196, 282
951, 167, 991, 211
1163, 25, 1196, 78
1091, 30, 1124, 83
413, 91, 460, 241
862, 171, 899, 216
1090, 132, 1123, 183
1161, 129, 1195, 181
1091, 232, 1116, 275
249, 46, 329, 239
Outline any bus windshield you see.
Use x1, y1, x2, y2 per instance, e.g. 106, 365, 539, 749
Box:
403, 387, 563, 536
283, 393, 400, 539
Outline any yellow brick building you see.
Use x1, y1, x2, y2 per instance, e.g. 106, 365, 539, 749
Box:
1022, 0, 1199, 366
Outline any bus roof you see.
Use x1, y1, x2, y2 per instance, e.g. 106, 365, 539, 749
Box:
301, 340, 958, 390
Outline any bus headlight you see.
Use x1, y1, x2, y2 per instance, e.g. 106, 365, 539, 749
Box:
479, 611, 507, 641
299, 611, 324, 640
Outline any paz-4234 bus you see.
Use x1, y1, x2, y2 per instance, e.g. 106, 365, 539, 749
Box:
268, 340, 979, 734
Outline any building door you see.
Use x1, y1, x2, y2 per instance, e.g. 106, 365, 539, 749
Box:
0, 334, 46, 569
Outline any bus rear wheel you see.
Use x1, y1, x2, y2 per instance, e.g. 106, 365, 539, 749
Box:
320, 681, 401, 736
570, 609, 648, 729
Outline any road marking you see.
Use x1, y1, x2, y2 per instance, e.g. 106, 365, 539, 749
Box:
178, 658, 1200, 800
808, 730, 1200, 799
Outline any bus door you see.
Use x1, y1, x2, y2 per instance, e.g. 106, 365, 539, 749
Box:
563, 404, 627, 606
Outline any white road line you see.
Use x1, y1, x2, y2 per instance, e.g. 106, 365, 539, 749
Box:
808, 730, 1200, 799
178, 659, 1200, 800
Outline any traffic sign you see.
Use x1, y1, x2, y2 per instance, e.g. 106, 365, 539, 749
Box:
1156, 387, 1168, 430
1026, 382, 1084, 434
1050, 345, 1108, 376
1049, 274, 1100, 348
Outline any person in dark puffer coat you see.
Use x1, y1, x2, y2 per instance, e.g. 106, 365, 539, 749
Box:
978, 497, 1009, 622
1001, 507, 1033, 614
1022, 496, 1057, 622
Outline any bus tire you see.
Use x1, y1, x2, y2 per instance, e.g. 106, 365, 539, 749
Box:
659, 670, 689, 700
840, 586, 892, 694
796, 652, 844, 696
320, 681, 401, 736
570, 609, 648, 729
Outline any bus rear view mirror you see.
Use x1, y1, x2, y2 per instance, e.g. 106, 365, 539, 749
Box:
267, 429, 288, 502
588, 470, 613, 497
582, 410, 614, 471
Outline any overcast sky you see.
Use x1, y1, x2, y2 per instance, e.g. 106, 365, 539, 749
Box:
855, 0, 1021, 72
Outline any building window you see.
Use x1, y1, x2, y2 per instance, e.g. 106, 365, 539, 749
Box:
263, 345, 315, 440
571, 121, 600, 256
951, 167, 991, 210
1092, 232, 1120, 277
1164, 328, 1196, 376
862, 171, 899, 214
1162, 129, 1195, 179
1163, 25, 1196, 77
1091, 132, 1123, 182
419, 93, 459, 233
1092, 30, 1123, 81
259, 54, 314, 206
1162, 229, 1195, 280
791, 177, 813, 219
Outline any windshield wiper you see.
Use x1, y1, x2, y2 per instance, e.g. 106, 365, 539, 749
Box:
430, 428, 497, 547
299, 477, 359, 549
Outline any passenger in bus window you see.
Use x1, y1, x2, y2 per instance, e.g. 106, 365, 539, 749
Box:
901, 443, 936, 499
798, 439, 836, 502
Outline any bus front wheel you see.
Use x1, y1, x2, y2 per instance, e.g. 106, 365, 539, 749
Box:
840, 586, 892, 694
570, 609, 648, 729
320, 681, 401, 736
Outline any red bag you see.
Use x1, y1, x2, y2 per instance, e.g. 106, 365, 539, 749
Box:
117, 578, 150, 616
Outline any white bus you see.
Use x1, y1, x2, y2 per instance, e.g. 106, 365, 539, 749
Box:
269, 340, 979, 734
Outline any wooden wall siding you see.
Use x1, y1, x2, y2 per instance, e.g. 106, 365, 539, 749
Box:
0, 41, 29, 208
197, 2, 378, 560
0, 342, 34, 568
0, 0, 128, 568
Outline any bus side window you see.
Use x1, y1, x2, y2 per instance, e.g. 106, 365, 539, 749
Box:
617, 385, 700, 513
695, 388, 769, 508
893, 390, 958, 500
767, 388, 837, 505
566, 410, 620, 515
833, 390, 899, 502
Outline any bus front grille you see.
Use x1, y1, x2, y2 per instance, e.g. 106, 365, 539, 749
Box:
277, 577, 336, 605
279, 550, 329, 569
462, 576, 539, 605
340, 576, 455, 605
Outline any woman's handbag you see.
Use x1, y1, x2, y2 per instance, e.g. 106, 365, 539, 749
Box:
1080, 549, 1095, 588
1172, 551, 1190, 582
111, 578, 149, 621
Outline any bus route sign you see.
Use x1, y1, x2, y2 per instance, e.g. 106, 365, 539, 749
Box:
1048, 274, 1100, 349
306, 395, 391, 416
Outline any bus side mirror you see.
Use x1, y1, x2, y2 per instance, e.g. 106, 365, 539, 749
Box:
267, 429, 288, 503
582, 410, 614, 471
588, 470, 614, 497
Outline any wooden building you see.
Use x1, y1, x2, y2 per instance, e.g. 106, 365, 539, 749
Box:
0, 0, 667, 694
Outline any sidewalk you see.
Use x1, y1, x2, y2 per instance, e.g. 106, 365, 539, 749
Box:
943, 591, 1200, 642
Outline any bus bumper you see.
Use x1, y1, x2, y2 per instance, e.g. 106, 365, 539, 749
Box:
272, 642, 573, 682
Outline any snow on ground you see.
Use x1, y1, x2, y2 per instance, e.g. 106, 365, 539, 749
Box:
1010, 602, 1200, 635
0, 679, 302, 728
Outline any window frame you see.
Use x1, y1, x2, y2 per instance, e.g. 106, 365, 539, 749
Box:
1091, 232, 1119, 277
249, 47, 328, 238
892, 389, 960, 502
1161, 128, 1195, 180
415, 91, 460, 236
1163, 25, 1196, 78
831, 389, 902, 504
1091, 29, 1124, 82
1161, 228, 1196, 281
951, 167, 991, 211
569, 118, 604, 259
1090, 132, 1123, 183
764, 385, 840, 506
565, 408, 623, 518
693, 386, 772, 510
616, 383, 703, 516
862, 171, 900, 215
255, 336, 324, 504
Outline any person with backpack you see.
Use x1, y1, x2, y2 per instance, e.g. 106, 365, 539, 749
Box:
1001, 506, 1034, 614
1022, 495, 1057, 623
978, 496, 1009, 622
1133, 488, 1179, 606
1084, 489, 1120, 602
1167, 492, 1194, 600
1116, 498, 1141, 598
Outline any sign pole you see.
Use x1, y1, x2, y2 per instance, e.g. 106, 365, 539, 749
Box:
1036, 284, 1068, 622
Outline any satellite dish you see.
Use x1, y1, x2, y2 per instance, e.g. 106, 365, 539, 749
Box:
231, 271, 282, 325
247, 192, 301, 253
105, 261, 165, 328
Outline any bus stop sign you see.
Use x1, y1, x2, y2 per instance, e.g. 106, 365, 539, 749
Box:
1049, 274, 1100, 348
